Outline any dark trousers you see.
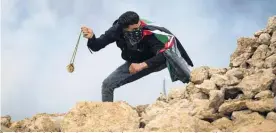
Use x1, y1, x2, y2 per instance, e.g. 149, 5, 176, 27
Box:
101, 62, 166, 102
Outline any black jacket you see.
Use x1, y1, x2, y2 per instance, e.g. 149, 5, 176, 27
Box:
87, 20, 194, 68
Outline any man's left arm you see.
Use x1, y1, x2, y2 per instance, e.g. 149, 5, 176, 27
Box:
144, 35, 167, 68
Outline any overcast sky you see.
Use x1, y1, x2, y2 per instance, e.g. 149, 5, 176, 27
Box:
1, 0, 276, 121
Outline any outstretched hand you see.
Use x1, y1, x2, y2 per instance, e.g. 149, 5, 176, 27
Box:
81, 26, 94, 39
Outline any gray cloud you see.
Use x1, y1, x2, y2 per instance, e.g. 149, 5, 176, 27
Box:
1, 0, 275, 121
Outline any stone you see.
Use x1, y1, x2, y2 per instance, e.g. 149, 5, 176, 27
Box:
258, 33, 271, 45
254, 90, 274, 99
156, 93, 167, 102
231, 110, 276, 131
269, 42, 276, 55
226, 68, 245, 79
208, 68, 227, 77
190, 66, 209, 84
188, 99, 220, 121
266, 112, 276, 121
266, 16, 276, 32
144, 112, 215, 132
209, 90, 224, 110
60, 101, 139, 132
185, 83, 209, 101
1, 125, 13, 132
167, 87, 186, 101
231, 110, 264, 125
254, 29, 266, 37
230, 37, 259, 67
195, 80, 218, 95
271, 31, 276, 44
236, 69, 276, 98
264, 54, 276, 68
210, 74, 240, 87
233, 120, 276, 132
141, 101, 169, 125
135, 104, 149, 117
246, 99, 275, 112
10, 113, 64, 132
189, 92, 209, 101
247, 44, 270, 68
1, 115, 11, 127
218, 100, 247, 114
212, 117, 233, 132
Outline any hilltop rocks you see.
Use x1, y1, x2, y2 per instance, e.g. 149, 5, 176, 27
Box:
1, 115, 11, 128
60, 101, 140, 132
2, 15, 276, 132
9, 113, 64, 132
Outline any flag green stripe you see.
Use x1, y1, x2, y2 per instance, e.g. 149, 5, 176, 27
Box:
154, 34, 169, 44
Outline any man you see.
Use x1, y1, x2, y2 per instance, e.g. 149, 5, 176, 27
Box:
81, 11, 193, 102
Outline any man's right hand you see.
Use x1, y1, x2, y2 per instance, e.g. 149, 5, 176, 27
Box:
81, 26, 94, 39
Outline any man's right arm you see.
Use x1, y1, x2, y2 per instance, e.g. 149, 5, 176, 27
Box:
86, 24, 120, 52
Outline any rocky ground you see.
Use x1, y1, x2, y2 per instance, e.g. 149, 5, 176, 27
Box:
1, 16, 276, 132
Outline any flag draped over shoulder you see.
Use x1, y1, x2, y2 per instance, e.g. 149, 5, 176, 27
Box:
140, 19, 191, 83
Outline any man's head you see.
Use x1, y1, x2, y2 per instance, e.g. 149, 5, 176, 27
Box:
118, 11, 141, 31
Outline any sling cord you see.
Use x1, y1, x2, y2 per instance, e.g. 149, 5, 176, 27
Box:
67, 30, 82, 73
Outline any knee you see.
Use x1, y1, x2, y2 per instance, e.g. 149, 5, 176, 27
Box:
101, 78, 114, 94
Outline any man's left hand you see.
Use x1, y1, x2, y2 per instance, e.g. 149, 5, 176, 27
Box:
129, 62, 148, 74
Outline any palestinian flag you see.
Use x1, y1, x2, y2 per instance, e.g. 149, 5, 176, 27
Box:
140, 19, 176, 53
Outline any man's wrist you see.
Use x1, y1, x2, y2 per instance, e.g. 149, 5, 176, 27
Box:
140, 62, 148, 69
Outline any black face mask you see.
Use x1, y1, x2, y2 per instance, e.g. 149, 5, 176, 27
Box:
123, 28, 143, 50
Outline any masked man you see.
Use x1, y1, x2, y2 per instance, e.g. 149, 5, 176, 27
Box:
81, 11, 194, 102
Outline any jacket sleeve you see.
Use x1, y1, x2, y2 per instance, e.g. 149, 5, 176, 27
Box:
144, 35, 167, 68
87, 24, 120, 52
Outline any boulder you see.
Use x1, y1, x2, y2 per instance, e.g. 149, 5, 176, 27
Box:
210, 74, 240, 87
190, 66, 209, 84
264, 54, 276, 68
1, 115, 11, 127
231, 110, 276, 131
218, 100, 248, 114
258, 33, 271, 45
266, 112, 276, 122
60, 101, 140, 132
236, 69, 276, 98
225, 68, 246, 79
271, 31, 276, 44
141, 101, 169, 125
10, 113, 64, 132
266, 16, 276, 32
230, 37, 259, 67
195, 80, 218, 95
246, 99, 275, 112
209, 90, 225, 110
188, 99, 219, 121
254, 90, 274, 99
212, 117, 233, 132
144, 112, 215, 132
208, 68, 227, 77
247, 44, 270, 68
